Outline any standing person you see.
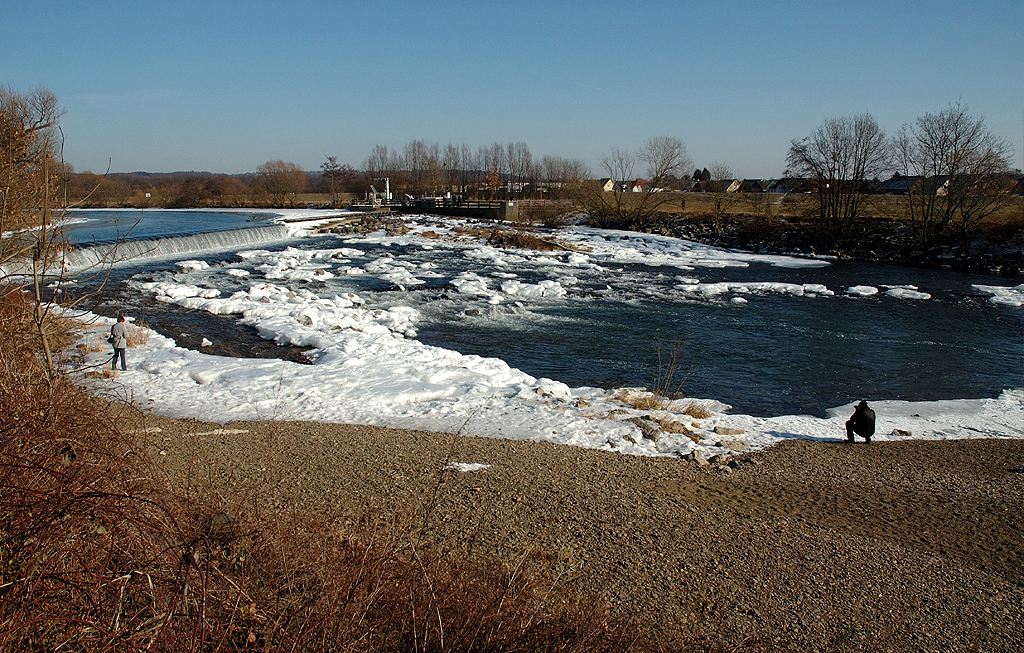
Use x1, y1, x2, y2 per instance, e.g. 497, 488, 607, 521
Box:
846, 400, 875, 444
110, 315, 129, 371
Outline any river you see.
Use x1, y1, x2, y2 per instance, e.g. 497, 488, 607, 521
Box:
67, 210, 1024, 419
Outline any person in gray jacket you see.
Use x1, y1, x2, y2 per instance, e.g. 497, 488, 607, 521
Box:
110, 315, 129, 371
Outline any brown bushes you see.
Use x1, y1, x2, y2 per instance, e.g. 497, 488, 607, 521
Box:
0, 290, 643, 651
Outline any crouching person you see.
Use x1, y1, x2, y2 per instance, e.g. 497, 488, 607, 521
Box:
846, 400, 875, 444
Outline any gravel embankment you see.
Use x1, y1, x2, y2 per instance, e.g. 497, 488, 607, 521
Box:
132, 414, 1024, 652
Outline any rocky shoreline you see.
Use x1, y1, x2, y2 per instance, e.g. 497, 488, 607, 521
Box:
283, 209, 1024, 275
133, 413, 1024, 652
659, 215, 1024, 276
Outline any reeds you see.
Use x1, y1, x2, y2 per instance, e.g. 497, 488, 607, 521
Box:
127, 318, 151, 347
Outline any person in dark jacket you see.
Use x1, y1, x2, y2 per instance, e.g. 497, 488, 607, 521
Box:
110, 315, 129, 371
846, 400, 875, 443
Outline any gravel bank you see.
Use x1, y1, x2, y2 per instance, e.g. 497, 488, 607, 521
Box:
132, 414, 1024, 651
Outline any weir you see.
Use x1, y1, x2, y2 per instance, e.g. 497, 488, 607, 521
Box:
62, 224, 293, 271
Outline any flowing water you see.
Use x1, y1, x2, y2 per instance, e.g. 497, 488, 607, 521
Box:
68, 213, 1023, 419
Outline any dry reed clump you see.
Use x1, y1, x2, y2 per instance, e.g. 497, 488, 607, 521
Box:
128, 318, 151, 347
615, 390, 712, 419
615, 388, 663, 411
77, 336, 108, 355
613, 390, 711, 443
680, 401, 713, 420
83, 367, 117, 379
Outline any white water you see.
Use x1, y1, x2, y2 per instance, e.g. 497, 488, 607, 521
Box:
62, 225, 294, 271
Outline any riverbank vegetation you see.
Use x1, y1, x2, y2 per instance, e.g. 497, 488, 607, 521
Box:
0, 291, 651, 651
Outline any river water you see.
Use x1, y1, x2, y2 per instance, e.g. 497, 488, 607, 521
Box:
69, 210, 1024, 419
62, 208, 273, 245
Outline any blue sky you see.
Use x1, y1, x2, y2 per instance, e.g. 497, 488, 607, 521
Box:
4, 1, 1022, 178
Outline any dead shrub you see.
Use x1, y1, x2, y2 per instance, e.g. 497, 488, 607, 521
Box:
0, 290, 644, 651
0, 293, 182, 650
128, 318, 151, 347
615, 388, 663, 411
743, 214, 786, 242
682, 401, 713, 420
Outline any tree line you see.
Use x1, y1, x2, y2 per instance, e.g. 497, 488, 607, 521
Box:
786, 104, 1017, 253
360, 140, 591, 201
5, 84, 1020, 255
57, 141, 593, 209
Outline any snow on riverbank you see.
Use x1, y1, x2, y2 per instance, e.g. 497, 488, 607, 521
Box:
68, 212, 1024, 458
73, 313, 1024, 458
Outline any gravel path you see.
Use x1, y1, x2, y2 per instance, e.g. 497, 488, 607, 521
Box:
132, 414, 1024, 652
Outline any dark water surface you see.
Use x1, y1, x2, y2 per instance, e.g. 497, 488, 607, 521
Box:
413, 258, 1023, 417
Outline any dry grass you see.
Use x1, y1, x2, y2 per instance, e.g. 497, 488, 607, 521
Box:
680, 401, 713, 420
611, 336, 709, 439
613, 389, 710, 419
452, 225, 490, 239
128, 318, 151, 347
0, 290, 652, 652
615, 388, 662, 411
601, 190, 1024, 228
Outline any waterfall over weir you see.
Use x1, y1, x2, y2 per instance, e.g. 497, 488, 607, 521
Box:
62, 224, 293, 272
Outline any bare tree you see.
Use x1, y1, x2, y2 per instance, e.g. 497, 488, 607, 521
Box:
320, 155, 353, 206
399, 140, 445, 196
254, 160, 306, 207
707, 161, 740, 232
1, 86, 71, 374
441, 143, 460, 195
423, 142, 443, 196
478, 142, 506, 199
786, 113, 888, 247
1, 86, 62, 232
363, 144, 398, 194
638, 136, 689, 185
363, 144, 388, 179
581, 136, 691, 230
506, 141, 534, 199
892, 103, 1014, 252
540, 155, 590, 200
459, 143, 477, 197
